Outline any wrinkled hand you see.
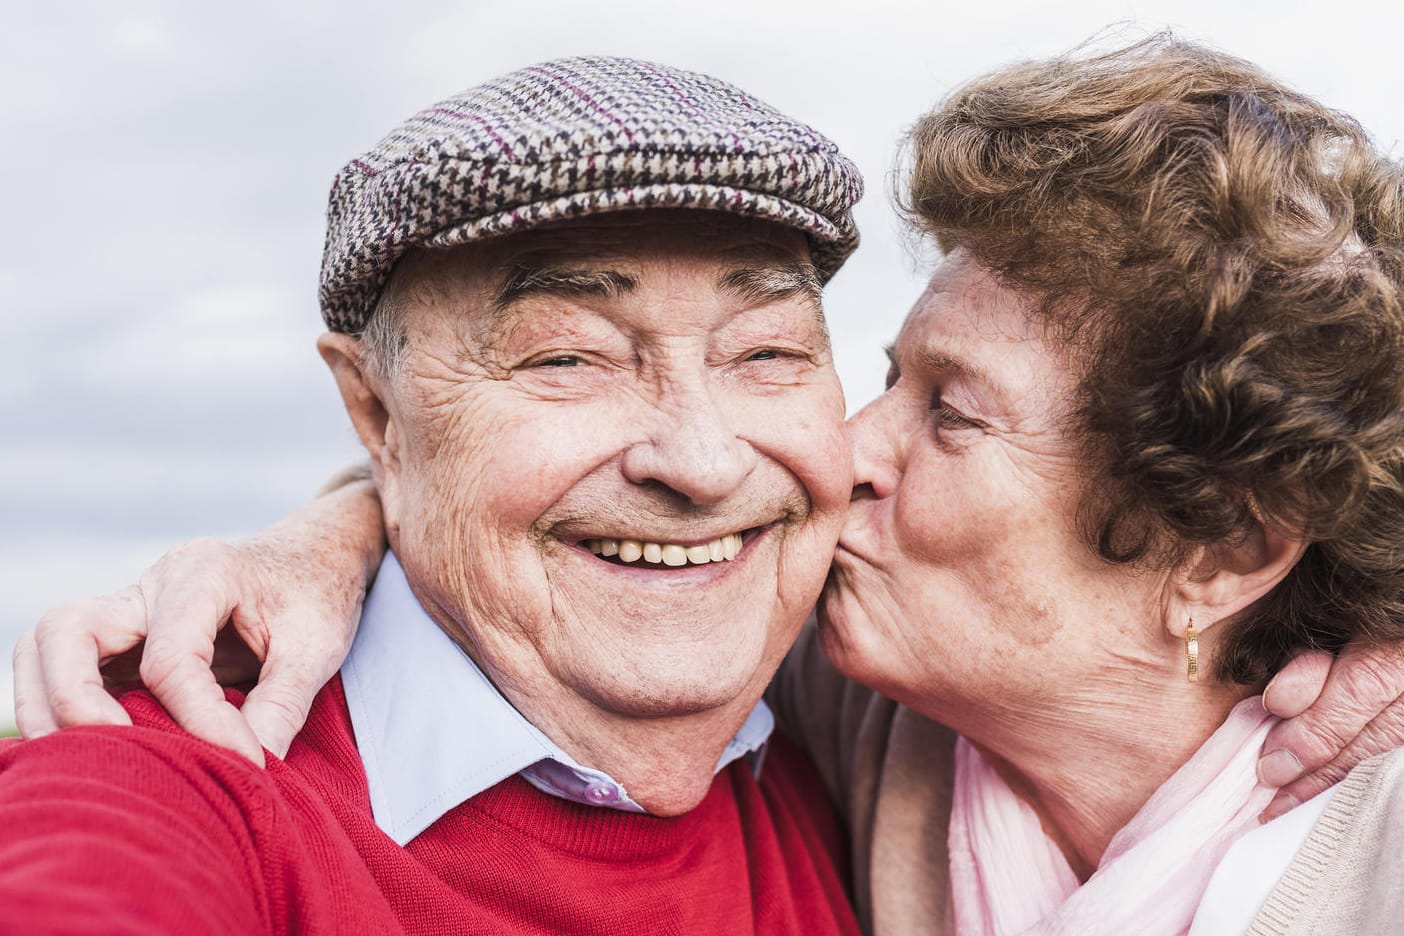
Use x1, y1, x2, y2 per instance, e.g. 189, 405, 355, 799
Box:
1259, 641, 1404, 820
13, 479, 384, 763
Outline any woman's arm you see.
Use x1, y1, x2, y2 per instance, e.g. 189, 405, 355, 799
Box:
12, 470, 386, 762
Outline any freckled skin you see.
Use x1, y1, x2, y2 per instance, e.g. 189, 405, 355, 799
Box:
819, 249, 1173, 732
816, 249, 1305, 874
322, 212, 851, 809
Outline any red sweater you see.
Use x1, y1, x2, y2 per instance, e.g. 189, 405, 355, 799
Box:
0, 679, 860, 935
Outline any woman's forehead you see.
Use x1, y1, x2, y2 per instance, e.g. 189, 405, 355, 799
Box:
902, 253, 1039, 348
896, 253, 1083, 415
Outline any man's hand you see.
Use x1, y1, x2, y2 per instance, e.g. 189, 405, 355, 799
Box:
1259, 642, 1404, 820
12, 477, 386, 763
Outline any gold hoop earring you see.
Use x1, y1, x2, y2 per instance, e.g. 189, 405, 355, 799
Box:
1186, 616, 1199, 683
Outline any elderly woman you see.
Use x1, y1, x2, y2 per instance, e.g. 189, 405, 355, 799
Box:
797, 36, 1404, 933
16, 36, 1404, 934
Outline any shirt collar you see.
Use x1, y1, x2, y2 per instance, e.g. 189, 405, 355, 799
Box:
341, 552, 773, 846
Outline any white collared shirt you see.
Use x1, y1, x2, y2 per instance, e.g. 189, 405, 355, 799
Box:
340, 552, 774, 846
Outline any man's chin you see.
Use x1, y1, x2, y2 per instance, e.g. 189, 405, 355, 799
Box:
575, 665, 770, 721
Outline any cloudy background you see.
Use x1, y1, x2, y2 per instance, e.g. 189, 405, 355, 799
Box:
3, 1, 1401, 729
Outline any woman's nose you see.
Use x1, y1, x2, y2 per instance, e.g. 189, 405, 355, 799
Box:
846, 393, 903, 501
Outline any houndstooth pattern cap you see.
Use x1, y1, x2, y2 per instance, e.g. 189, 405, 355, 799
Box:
320, 56, 863, 333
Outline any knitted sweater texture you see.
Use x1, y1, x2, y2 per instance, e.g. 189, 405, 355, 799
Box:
0, 678, 861, 936
770, 623, 1404, 935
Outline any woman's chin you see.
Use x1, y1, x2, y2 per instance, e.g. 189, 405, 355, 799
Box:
816, 595, 882, 685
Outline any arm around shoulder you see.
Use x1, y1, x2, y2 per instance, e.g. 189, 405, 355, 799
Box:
15, 464, 388, 761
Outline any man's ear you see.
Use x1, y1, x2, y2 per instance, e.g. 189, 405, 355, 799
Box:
317, 332, 402, 534
1166, 522, 1309, 639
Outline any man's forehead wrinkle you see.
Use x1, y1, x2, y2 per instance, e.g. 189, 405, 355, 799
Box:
385, 250, 470, 311
714, 240, 812, 273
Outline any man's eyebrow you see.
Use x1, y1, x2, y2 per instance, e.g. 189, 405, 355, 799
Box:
492, 264, 639, 310
718, 261, 823, 309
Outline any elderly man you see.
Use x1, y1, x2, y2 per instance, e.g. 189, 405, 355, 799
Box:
0, 58, 863, 934
22, 43, 1404, 936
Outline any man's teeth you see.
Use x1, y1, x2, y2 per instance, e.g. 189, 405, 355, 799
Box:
585, 533, 745, 565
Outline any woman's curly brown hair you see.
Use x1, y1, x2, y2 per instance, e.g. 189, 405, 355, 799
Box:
900, 34, 1404, 683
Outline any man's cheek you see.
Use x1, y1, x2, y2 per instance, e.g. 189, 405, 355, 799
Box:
784, 420, 853, 515
393, 460, 485, 593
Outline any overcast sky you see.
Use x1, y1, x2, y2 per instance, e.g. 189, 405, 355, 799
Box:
3, 0, 1401, 727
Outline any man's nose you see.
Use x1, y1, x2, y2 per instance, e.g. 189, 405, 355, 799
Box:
846, 392, 903, 501
620, 386, 759, 505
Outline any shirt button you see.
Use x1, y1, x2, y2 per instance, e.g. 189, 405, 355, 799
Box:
584, 781, 620, 805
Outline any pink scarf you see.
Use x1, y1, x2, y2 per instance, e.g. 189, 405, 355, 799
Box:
947, 697, 1276, 936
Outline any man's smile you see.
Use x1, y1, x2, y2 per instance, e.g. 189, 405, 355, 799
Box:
582, 530, 748, 567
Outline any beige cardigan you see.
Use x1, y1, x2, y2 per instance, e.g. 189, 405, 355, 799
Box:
771, 623, 1404, 936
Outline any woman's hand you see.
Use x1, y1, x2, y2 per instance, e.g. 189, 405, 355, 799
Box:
1259, 643, 1404, 819
12, 476, 386, 764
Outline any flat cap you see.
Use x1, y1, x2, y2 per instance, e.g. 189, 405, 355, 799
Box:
320, 56, 863, 333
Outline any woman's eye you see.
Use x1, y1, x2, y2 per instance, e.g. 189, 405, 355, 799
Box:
932, 397, 978, 430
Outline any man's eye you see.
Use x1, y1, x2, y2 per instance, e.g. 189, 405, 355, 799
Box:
534, 355, 583, 367
746, 349, 780, 362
